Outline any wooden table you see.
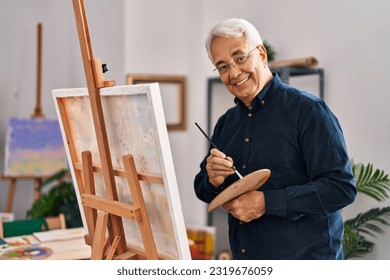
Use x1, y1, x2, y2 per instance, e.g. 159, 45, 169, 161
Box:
42, 236, 91, 260
2, 229, 91, 260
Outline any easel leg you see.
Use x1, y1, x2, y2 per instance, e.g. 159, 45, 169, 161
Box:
81, 151, 98, 244
123, 154, 158, 260
91, 212, 108, 260
105, 236, 121, 260
5, 179, 17, 212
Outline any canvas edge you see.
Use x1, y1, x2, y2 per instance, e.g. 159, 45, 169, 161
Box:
51, 89, 89, 229
141, 83, 192, 260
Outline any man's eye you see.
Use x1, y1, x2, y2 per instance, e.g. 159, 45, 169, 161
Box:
219, 65, 228, 72
235, 55, 247, 64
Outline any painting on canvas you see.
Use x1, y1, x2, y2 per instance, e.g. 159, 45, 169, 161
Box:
3, 117, 68, 176
52, 84, 191, 260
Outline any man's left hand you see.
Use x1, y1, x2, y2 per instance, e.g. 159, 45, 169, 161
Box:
222, 191, 265, 223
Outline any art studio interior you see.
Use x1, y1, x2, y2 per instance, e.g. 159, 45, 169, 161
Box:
0, 0, 389, 260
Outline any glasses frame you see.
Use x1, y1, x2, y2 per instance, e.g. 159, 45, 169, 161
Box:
213, 46, 259, 74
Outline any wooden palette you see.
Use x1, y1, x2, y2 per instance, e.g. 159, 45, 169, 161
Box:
0, 246, 53, 260
207, 169, 271, 212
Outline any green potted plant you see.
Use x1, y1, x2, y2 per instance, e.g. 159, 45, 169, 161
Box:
263, 40, 277, 62
26, 169, 83, 228
343, 162, 390, 259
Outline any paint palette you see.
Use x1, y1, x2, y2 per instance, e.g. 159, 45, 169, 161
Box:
207, 169, 271, 212
0, 246, 52, 260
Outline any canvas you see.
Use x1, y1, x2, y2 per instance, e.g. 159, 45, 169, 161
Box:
3, 117, 68, 176
52, 83, 191, 260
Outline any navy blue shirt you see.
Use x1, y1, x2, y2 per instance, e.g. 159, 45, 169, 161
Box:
194, 74, 356, 259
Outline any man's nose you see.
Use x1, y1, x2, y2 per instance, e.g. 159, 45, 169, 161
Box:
229, 63, 241, 78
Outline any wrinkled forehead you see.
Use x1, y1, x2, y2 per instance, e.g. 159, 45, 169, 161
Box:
210, 35, 249, 63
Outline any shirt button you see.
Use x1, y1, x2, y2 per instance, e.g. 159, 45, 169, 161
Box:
242, 164, 247, 169
261, 100, 265, 105
248, 112, 252, 117
244, 138, 250, 143
240, 221, 244, 225
241, 248, 246, 253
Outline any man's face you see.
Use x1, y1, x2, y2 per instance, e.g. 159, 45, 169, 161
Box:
210, 35, 270, 107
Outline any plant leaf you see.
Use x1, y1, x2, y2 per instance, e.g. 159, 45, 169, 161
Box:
343, 225, 374, 259
345, 207, 390, 237
352, 162, 390, 201
37, 168, 69, 190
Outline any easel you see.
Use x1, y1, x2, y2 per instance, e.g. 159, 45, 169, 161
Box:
0, 175, 47, 213
1, 23, 46, 213
32, 23, 45, 119
69, 0, 158, 259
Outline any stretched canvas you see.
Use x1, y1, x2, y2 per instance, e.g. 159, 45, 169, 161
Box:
3, 117, 68, 176
52, 83, 190, 260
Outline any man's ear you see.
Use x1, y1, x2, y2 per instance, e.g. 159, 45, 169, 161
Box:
258, 44, 268, 63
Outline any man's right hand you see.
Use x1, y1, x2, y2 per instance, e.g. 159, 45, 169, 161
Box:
206, 148, 235, 187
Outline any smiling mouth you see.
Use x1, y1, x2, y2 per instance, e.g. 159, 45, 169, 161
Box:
233, 76, 249, 86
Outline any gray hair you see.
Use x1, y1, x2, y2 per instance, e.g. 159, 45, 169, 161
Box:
205, 18, 263, 61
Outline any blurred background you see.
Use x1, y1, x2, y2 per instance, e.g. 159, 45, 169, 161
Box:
1, 0, 389, 259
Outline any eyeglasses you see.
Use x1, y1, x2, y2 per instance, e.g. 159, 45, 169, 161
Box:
213, 46, 258, 74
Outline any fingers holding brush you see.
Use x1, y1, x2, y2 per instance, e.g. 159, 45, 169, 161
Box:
206, 148, 235, 187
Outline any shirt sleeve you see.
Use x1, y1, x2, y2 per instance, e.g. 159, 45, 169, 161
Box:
194, 157, 225, 203
263, 100, 356, 221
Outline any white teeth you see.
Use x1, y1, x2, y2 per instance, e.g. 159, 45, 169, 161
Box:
235, 77, 249, 86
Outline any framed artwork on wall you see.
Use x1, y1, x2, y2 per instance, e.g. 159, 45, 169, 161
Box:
127, 75, 186, 131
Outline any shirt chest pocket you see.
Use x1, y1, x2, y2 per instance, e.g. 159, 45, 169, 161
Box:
252, 141, 291, 178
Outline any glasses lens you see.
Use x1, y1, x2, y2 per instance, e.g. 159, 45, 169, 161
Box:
219, 65, 228, 73
214, 47, 257, 74
235, 55, 248, 65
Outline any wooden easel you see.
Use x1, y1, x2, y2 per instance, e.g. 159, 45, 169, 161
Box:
1, 23, 46, 213
32, 22, 45, 119
69, 0, 158, 259
0, 175, 47, 213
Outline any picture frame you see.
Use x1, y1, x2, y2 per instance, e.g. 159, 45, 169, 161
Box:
127, 75, 186, 131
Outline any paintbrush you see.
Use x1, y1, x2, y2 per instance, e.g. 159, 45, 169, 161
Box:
195, 122, 243, 179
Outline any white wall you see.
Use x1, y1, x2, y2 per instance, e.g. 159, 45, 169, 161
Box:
1, 0, 389, 259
